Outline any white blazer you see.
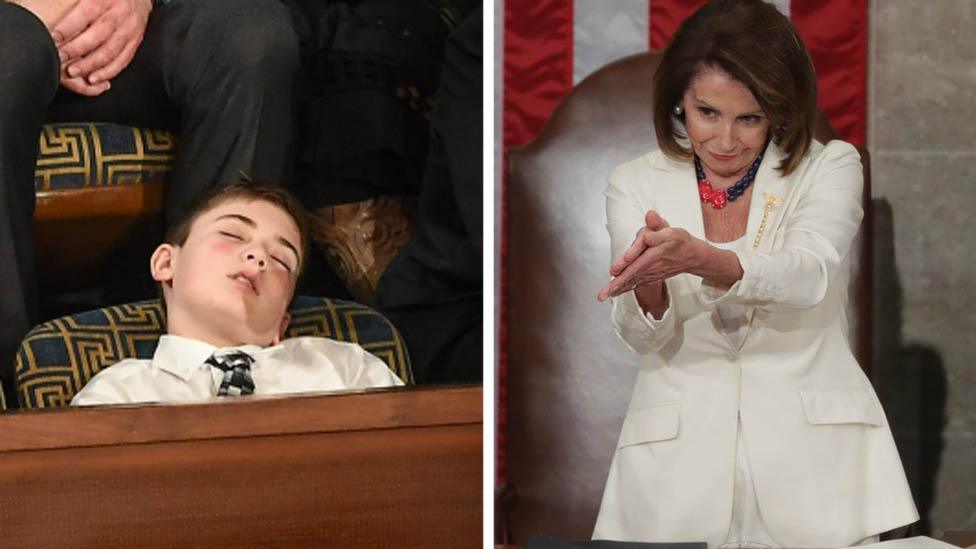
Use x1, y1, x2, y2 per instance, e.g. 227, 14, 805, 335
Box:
592, 139, 918, 548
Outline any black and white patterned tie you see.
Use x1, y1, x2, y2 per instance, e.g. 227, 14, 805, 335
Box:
206, 350, 256, 396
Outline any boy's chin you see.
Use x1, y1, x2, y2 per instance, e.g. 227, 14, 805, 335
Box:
214, 323, 281, 348
199, 301, 284, 345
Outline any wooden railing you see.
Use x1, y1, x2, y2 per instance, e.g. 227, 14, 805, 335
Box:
0, 385, 482, 548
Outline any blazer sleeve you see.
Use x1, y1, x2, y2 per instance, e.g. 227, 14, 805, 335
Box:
700, 140, 864, 311
605, 163, 678, 355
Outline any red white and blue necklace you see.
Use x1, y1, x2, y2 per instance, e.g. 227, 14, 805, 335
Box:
694, 149, 764, 209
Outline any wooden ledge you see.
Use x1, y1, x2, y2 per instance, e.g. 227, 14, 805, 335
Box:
0, 384, 482, 453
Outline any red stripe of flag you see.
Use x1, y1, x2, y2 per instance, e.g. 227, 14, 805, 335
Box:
791, 0, 868, 145
503, 0, 575, 149
649, 0, 706, 50
500, 0, 574, 483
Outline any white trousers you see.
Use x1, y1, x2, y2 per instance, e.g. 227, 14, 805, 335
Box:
721, 419, 881, 549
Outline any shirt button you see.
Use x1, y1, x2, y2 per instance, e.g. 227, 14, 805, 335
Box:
725, 351, 739, 361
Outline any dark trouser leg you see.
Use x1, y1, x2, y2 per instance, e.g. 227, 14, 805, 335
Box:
159, 0, 301, 223
48, 0, 301, 225
385, 298, 482, 384
0, 4, 61, 408
376, 8, 483, 385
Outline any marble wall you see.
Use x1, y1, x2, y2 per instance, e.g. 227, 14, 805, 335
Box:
869, 0, 976, 536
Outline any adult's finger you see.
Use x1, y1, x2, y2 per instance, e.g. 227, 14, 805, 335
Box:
87, 33, 140, 83
610, 231, 649, 276
60, 73, 111, 96
52, 0, 107, 45
66, 26, 130, 80
644, 210, 670, 231
618, 226, 668, 272
59, 17, 115, 72
611, 212, 671, 276
597, 274, 626, 302
601, 247, 660, 301
640, 227, 670, 250
598, 270, 635, 302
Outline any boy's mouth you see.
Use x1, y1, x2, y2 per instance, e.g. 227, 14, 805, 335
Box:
229, 272, 260, 295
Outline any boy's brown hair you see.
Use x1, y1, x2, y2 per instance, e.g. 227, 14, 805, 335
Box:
164, 177, 311, 277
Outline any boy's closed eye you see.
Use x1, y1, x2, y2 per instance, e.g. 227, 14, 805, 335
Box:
220, 229, 294, 272
271, 255, 292, 272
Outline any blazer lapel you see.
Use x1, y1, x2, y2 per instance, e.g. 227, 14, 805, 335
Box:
649, 151, 705, 240
648, 152, 705, 297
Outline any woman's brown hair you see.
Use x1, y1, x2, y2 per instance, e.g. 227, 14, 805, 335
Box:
653, 0, 818, 175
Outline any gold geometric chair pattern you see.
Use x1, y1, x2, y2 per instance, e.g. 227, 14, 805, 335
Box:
15, 296, 413, 409
35, 123, 176, 190
34, 122, 176, 289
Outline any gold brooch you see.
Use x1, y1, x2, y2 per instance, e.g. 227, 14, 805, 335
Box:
753, 193, 783, 249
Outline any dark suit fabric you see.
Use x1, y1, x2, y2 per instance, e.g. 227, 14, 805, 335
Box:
376, 5, 482, 384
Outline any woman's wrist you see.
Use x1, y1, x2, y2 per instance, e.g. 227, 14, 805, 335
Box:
691, 240, 744, 289
634, 281, 668, 319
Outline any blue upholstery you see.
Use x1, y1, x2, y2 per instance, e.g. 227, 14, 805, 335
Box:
15, 296, 413, 409
35, 123, 176, 190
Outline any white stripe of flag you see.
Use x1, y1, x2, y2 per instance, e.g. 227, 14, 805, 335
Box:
572, 0, 791, 85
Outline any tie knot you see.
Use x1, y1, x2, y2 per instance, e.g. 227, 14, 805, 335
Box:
206, 350, 255, 372
206, 350, 256, 397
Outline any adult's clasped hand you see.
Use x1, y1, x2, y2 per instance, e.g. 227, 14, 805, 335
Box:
52, 0, 153, 96
597, 210, 700, 302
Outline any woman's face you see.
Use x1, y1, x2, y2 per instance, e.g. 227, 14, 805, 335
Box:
681, 65, 771, 180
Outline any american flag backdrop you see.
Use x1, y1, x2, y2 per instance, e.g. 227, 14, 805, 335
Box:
503, 0, 868, 149
498, 0, 868, 482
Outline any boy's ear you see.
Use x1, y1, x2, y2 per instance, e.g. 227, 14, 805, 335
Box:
150, 244, 176, 283
272, 311, 291, 345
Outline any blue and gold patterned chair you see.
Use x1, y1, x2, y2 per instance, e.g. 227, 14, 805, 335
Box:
15, 296, 413, 409
34, 122, 176, 289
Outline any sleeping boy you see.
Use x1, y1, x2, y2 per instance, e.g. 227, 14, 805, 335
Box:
72, 181, 402, 405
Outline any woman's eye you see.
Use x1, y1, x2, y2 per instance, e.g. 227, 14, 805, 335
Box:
740, 115, 762, 125
698, 107, 717, 118
219, 231, 243, 240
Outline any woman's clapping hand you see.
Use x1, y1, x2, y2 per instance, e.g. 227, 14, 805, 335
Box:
597, 210, 703, 302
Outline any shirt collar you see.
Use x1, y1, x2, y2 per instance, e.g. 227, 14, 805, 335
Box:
153, 335, 269, 381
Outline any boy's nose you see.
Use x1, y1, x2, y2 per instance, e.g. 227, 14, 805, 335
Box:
245, 251, 267, 269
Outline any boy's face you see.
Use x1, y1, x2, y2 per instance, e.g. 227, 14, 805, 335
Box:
152, 197, 302, 347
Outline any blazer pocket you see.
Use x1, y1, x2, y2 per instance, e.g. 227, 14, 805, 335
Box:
617, 402, 680, 448
800, 389, 884, 426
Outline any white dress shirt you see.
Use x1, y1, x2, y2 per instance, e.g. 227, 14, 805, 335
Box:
71, 334, 404, 406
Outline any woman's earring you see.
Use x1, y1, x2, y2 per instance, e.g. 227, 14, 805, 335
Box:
673, 104, 684, 116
